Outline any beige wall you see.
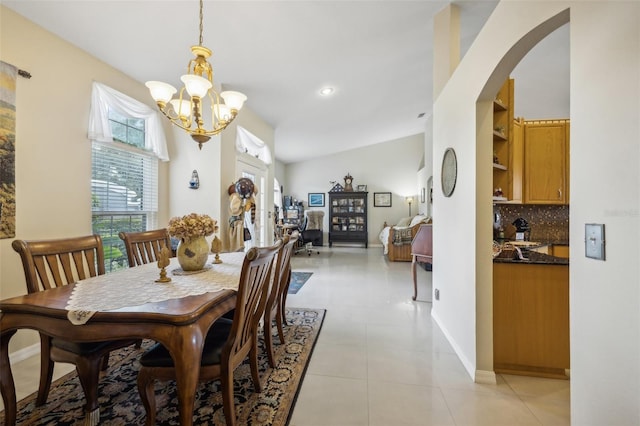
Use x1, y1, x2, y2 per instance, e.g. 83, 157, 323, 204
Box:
433, 1, 639, 423
0, 7, 165, 353
284, 133, 425, 246
0, 6, 273, 356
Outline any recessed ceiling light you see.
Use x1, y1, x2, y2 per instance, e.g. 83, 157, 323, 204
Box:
319, 87, 334, 96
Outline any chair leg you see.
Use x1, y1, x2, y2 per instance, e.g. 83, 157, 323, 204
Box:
275, 303, 286, 345
249, 342, 262, 393
263, 310, 276, 368
36, 334, 54, 406
221, 367, 236, 426
136, 368, 158, 426
100, 353, 109, 371
281, 270, 291, 326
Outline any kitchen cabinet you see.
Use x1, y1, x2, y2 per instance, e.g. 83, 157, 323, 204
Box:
494, 262, 570, 379
523, 120, 570, 204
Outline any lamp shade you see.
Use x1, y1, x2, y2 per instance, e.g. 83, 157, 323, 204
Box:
214, 104, 232, 121
169, 99, 191, 119
146, 81, 177, 103
221, 91, 247, 111
180, 74, 212, 98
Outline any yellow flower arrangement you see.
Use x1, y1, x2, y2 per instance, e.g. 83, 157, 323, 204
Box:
168, 213, 218, 242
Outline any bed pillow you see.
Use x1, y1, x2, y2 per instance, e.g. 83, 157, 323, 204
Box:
409, 214, 429, 227
396, 217, 412, 227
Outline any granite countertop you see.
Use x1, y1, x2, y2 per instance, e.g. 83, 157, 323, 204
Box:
493, 249, 569, 265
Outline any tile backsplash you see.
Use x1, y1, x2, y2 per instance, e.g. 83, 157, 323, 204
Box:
494, 204, 569, 243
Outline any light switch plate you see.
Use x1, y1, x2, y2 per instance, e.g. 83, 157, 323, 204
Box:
585, 223, 605, 260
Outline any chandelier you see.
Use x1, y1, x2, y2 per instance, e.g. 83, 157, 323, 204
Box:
145, 0, 247, 149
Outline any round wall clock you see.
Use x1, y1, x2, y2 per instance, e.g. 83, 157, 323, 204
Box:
441, 147, 457, 197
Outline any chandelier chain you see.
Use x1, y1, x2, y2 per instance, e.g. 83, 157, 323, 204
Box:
198, 0, 204, 46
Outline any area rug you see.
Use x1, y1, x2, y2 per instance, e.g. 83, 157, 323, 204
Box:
288, 272, 313, 294
0, 307, 325, 426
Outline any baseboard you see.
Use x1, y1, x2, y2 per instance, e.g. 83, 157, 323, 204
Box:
10, 342, 40, 365
475, 369, 497, 384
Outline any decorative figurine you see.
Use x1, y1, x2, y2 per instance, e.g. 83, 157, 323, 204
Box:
189, 170, 200, 189
155, 245, 172, 283
211, 235, 223, 264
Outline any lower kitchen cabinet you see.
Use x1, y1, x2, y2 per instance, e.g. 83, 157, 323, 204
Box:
493, 262, 570, 379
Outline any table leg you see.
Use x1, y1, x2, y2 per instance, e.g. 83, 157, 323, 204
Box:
411, 256, 418, 301
1, 329, 17, 426
170, 328, 205, 426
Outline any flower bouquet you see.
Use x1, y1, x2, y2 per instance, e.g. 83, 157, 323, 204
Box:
168, 213, 218, 242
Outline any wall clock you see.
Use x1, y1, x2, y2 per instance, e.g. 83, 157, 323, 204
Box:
441, 147, 457, 197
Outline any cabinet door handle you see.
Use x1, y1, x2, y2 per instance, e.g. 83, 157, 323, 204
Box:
558, 189, 562, 199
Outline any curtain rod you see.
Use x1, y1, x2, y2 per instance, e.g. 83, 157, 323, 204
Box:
18, 69, 31, 79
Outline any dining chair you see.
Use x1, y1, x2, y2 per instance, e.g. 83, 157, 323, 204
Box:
263, 231, 299, 367
11, 234, 141, 425
118, 228, 173, 267
136, 240, 283, 426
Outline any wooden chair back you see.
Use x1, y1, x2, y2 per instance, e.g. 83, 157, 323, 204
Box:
262, 231, 298, 366
118, 228, 172, 267
12, 234, 105, 294
224, 240, 282, 366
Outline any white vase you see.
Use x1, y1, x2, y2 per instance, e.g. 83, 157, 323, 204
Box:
176, 236, 209, 271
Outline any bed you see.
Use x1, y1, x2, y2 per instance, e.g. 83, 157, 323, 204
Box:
379, 214, 431, 261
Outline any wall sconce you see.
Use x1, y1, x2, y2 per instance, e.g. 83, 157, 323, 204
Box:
189, 170, 200, 189
406, 196, 413, 216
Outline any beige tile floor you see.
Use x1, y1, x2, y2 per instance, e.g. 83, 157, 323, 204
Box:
2, 246, 570, 425
286, 246, 570, 426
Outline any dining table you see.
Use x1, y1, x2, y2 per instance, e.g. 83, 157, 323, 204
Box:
0, 251, 246, 426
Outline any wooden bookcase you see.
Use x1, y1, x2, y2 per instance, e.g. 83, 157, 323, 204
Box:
328, 191, 368, 248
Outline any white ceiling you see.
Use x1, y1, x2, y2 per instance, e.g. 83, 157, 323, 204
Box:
4, 1, 569, 164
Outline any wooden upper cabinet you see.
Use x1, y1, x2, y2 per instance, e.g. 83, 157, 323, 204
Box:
523, 120, 570, 204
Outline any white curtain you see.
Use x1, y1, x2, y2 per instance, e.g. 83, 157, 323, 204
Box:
236, 126, 272, 165
88, 82, 169, 161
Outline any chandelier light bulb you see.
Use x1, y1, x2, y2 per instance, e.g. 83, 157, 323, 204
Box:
146, 81, 177, 104
169, 99, 191, 119
180, 74, 212, 98
220, 91, 247, 111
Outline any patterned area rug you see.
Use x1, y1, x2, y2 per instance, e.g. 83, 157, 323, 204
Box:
0, 308, 325, 425
288, 272, 313, 294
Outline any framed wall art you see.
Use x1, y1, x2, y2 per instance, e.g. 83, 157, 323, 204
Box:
373, 192, 392, 207
308, 192, 325, 207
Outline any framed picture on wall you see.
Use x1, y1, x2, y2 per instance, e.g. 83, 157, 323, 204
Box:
373, 192, 392, 207
308, 193, 325, 207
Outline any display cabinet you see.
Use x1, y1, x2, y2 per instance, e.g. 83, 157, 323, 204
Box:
328, 192, 368, 247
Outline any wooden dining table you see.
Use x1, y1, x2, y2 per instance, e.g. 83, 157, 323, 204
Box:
0, 252, 244, 426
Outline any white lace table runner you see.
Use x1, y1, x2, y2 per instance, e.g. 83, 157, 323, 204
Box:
66, 252, 245, 325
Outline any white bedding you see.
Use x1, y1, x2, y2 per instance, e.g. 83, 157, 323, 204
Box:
379, 215, 430, 255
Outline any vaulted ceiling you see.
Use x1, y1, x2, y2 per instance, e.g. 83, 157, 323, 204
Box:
4, 1, 569, 164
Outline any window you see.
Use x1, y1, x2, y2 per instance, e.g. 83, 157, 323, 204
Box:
91, 101, 162, 272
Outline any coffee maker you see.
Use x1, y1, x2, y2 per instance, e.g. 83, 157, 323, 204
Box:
512, 217, 530, 241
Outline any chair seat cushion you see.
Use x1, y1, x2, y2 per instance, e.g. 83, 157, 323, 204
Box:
51, 337, 129, 355
140, 318, 233, 368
